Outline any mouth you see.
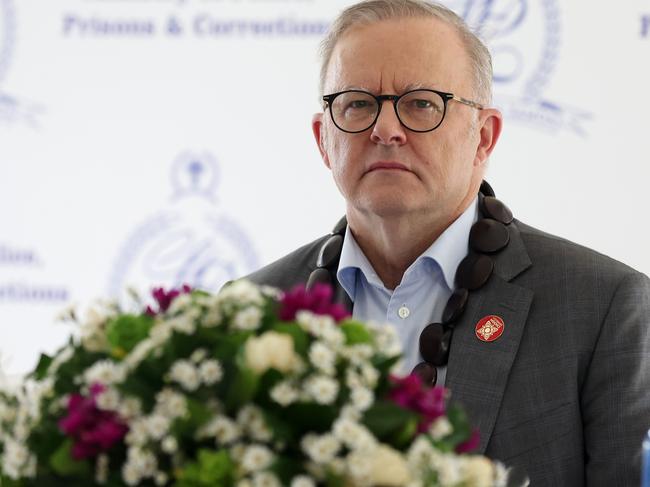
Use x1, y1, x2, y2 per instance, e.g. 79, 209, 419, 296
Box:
366, 161, 411, 173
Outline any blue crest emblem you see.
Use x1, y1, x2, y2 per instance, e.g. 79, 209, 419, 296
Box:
447, 0, 591, 135
108, 152, 260, 299
0, 0, 42, 126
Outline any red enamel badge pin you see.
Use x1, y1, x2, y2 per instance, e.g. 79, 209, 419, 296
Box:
475, 315, 505, 342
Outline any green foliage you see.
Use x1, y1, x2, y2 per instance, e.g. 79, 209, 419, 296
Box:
48, 439, 91, 477
362, 400, 418, 442
174, 449, 234, 487
106, 314, 154, 356
284, 403, 337, 434
442, 404, 472, 450
224, 364, 259, 415
30, 353, 53, 381
339, 321, 373, 345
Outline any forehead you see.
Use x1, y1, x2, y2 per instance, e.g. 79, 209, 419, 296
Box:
325, 16, 472, 94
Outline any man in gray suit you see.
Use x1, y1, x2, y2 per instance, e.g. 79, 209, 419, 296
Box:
245, 1, 650, 484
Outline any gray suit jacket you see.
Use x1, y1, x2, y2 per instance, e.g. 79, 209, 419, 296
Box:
245, 219, 650, 486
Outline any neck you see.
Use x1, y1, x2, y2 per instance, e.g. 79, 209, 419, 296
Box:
346, 195, 476, 290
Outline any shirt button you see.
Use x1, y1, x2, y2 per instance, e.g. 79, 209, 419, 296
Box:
398, 305, 410, 319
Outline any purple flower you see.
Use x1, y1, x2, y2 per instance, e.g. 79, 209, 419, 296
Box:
58, 383, 128, 460
279, 284, 350, 323
388, 374, 448, 433
145, 284, 192, 316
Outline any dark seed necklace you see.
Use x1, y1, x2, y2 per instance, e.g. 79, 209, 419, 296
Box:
306, 181, 513, 385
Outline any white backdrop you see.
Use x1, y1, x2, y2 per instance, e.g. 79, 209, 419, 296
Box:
1, 0, 649, 376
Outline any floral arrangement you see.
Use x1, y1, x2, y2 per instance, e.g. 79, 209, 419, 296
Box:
0, 281, 512, 487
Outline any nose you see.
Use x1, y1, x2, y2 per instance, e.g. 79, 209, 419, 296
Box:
369, 100, 407, 146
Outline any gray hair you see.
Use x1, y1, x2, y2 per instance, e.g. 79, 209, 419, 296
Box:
319, 0, 493, 104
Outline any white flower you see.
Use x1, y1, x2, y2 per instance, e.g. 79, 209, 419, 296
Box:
95, 454, 109, 484
431, 452, 463, 486
407, 436, 434, 469
220, 280, 264, 306
123, 339, 156, 370
155, 471, 169, 486
332, 418, 376, 451
155, 388, 187, 419
83, 360, 126, 386
349, 387, 373, 412
146, 414, 171, 440
161, 436, 178, 454
359, 364, 379, 388
149, 322, 173, 345
95, 388, 120, 411
308, 342, 336, 375
345, 448, 374, 484
199, 359, 223, 385
190, 348, 208, 363
241, 444, 274, 472
460, 455, 495, 487
302, 433, 341, 464
493, 462, 510, 487
251, 471, 281, 487
197, 415, 241, 444
47, 346, 74, 376
304, 375, 339, 405
375, 324, 402, 356
270, 380, 299, 406
244, 331, 300, 375
295, 311, 336, 337
167, 293, 192, 315
118, 397, 142, 420
237, 406, 272, 441
203, 307, 223, 327
166, 315, 196, 334
290, 475, 316, 487
126, 418, 150, 446
233, 306, 263, 331
1, 437, 34, 480
428, 416, 453, 440
366, 445, 411, 486
169, 360, 200, 391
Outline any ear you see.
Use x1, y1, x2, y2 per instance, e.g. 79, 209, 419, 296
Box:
312, 113, 331, 169
473, 108, 503, 166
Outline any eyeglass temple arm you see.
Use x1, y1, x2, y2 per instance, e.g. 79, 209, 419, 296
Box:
451, 95, 484, 110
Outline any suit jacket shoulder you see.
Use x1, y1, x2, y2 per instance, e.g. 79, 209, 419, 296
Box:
244, 235, 327, 291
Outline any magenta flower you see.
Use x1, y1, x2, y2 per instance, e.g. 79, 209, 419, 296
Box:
455, 429, 480, 453
279, 284, 350, 323
388, 374, 448, 433
145, 284, 192, 316
58, 383, 128, 460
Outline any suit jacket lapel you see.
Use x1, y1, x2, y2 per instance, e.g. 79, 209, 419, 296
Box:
446, 221, 533, 453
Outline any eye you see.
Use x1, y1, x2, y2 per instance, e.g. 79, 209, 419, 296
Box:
348, 99, 372, 109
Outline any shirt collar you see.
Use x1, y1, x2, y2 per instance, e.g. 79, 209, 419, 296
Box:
337, 197, 479, 300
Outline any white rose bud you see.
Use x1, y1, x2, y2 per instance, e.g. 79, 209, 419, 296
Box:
368, 445, 411, 486
244, 331, 300, 375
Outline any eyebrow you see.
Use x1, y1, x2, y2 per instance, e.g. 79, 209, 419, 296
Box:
333, 82, 443, 94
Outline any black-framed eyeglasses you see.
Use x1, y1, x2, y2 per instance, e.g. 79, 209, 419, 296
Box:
322, 88, 484, 133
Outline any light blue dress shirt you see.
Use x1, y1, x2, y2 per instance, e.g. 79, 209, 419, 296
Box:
337, 198, 479, 383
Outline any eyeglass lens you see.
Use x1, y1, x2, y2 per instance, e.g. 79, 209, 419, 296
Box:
329, 90, 446, 132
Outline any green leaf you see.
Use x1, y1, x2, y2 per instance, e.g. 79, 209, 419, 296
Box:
48, 438, 91, 477
271, 323, 309, 355
224, 365, 259, 414
175, 449, 234, 487
106, 314, 154, 356
443, 404, 471, 448
30, 353, 53, 380
362, 400, 418, 440
340, 321, 373, 345
284, 403, 337, 434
